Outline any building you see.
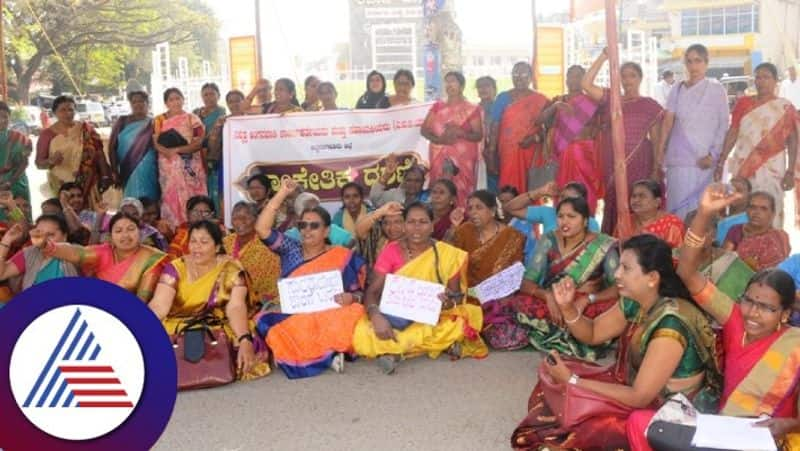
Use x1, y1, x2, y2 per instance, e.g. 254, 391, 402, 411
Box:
660, 0, 800, 77
461, 45, 530, 79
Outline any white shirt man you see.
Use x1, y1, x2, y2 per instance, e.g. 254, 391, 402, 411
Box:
780, 66, 800, 110
654, 70, 675, 107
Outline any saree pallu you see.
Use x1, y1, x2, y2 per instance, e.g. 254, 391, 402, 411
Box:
598, 94, 664, 235
427, 100, 482, 206
729, 97, 798, 227
517, 232, 620, 360
161, 257, 270, 381
332, 204, 371, 236
77, 243, 166, 302
257, 246, 367, 379
194, 107, 227, 213
223, 234, 280, 306
496, 91, 550, 194
725, 225, 791, 271
109, 116, 158, 200
154, 112, 207, 225
513, 297, 721, 450
167, 223, 189, 259
629, 213, 685, 249
10, 247, 79, 290
352, 241, 488, 359
0, 129, 32, 202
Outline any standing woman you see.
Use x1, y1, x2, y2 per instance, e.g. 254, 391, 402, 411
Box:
488, 62, 549, 195
717, 62, 798, 226
206, 89, 249, 212
388, 69, 416, 107
662, 44, 730, 219
264, 78, 303, 115
355, 70, 390, 109
0, 102, 32, 205
153, 88, 206, 225
421, 71, 483, 207
582, 49, 665, 234
301, 75, 322, 111
36, 95, 112, 208
108, 91, 159, 201
193, 83, 228, 213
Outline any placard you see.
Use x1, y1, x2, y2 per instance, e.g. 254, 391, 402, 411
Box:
278, 270, 343, 314
468, 262, 525, 304
379, 274, 444, 326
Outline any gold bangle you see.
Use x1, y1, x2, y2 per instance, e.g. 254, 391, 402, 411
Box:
564, 310, 582, 325
684, 228, 706, 248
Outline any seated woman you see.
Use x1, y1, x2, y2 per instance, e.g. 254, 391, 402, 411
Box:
255, 179, 366, 379
119, 197, 167, 251
627, 185, 800, 450
354, 201, 405, 271
34, 211, 166, 301
723, 190, 790, 271
245, 173, 272, 209
353, 202, 488, 374
167, 195, 221, 259
148, 220, 270, 382
451, 190, 526, 350
511, 235, 721, 450
285, 192, 353, 247
514, 197, 619, 359
332, 182, 372, 236
140, 196, 174, 243
0, 216, 78, 290
369, 155, 429, 207
223, 202, 281, 308
624, 179, 685, 248
429, 178, 460, 240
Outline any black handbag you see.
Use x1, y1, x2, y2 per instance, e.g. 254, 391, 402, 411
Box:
157, 129, 188, 148
647, 420, 725, 451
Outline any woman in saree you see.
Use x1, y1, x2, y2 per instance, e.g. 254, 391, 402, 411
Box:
207, 90, 248, 212
36, 95, 112, 207
514, 197, 620, 359
301, 75, 322, 112
167, 195, 220, 259
451, 190, 525, 350
512, 235, 721, 450
723, 191, 790, 271
117, 197, 167, 251
355, 70, 390, 110
353, 202, 488, 374
264, 78, 304, 115
627, 185, 800, 450
583, 49, 665, 234
193, 83, 228, 212
244, 173, 272, 209
153, 88, 206, 225
254, 178, 366, 379
0, 216, 78, 290
421, 71, 483, 206
430, 178, 460, 241
332, 182, 372, 236
223, 201, 280, 308
717, 62, 798, 226
626, 179, 685, 248
354, 201, 406, 272
0, 102, 31, 205
108, 91, 158, 200
488, 62, 550, 194
33, 211, 166, 302
662, 44, 730, 219
317, 82, 340, 111
149, 220, 270, 382
388, 69, 416, 107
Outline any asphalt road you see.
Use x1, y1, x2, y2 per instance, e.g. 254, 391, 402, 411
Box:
153, 352, 541, 451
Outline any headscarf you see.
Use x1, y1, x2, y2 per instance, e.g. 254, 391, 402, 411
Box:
293, 192, 320, 216
119, 197, 144, 216
355, 70, 390, 110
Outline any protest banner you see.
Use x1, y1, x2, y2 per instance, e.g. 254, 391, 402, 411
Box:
468, 262, 525, 304
277, 270, 344, 314
222, 103, 433, 226
379, 273, 444, 326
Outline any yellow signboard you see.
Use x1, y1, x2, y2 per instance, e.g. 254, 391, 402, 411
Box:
229, 36, 259, 92
536, 26, 565, 98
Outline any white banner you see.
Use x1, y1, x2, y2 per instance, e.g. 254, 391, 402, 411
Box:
379, 273, 444, 326
277, 270, 344, 314
222, 103, 433, 227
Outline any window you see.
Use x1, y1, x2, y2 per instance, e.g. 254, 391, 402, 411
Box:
490, 56, 502, 66
682, 4, 759, 36
681, 8, 699, 35
711, 8, 724, 34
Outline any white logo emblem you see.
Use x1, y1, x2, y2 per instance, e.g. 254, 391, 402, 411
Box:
9, 305, 145, 440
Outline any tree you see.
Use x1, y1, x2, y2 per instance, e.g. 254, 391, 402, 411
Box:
6, 0, 218, 102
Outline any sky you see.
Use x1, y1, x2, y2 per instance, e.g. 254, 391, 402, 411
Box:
211, 0, 570, 77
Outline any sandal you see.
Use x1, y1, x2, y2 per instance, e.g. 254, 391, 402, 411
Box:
377, 354, 400, 375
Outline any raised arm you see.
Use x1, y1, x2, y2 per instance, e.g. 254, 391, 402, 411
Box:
355, 202, 403, 240
503, 182, 557, 219
255, 178, 297, 239
581, 49, 608, 102
0, 224, 25, 281
551, 277, 627, 346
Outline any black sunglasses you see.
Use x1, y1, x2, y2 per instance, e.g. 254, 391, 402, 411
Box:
297, 221, 322, 230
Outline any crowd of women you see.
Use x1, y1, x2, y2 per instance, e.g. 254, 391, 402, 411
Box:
0, 40, 799, 449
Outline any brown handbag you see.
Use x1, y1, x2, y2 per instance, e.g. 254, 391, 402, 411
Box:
171, 316, 236, 391
538, 359, 633, 429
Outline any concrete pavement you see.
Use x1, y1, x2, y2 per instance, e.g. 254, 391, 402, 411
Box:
153, 352, 541, 451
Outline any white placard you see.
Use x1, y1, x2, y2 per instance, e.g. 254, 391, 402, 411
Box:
691, 414, 777, 451
278, 270, 344, 314
468, 261, 525, 304
379, 273, 444, 326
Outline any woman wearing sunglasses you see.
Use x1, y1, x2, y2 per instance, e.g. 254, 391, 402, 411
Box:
254, 178, 366, 379
626, 184, 800, 450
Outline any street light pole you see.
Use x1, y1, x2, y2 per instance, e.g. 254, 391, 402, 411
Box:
0, 0, 7, 100
255, 0, 263, 79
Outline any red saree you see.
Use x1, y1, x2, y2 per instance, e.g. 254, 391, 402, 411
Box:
427, 100, 482, 207
498, 91, 550, 194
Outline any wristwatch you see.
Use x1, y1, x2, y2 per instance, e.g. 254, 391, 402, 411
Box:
568, 373, 580, 385
588, 293, 597, 304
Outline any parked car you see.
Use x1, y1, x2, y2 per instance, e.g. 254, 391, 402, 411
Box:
720, 75, 755, 112
76, 101, 108, 127
15, 106, 44, 135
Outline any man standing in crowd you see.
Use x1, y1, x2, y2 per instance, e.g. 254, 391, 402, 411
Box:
654, 70, 675, 107
780, 66, 800, 112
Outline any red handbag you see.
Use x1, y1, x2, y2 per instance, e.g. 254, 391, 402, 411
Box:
538, 359, 633, 429
171, 316, 236, 391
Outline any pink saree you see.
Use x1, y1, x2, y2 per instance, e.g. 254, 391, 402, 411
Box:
427, 99, 482, 206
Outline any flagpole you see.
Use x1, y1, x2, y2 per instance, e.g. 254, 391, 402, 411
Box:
605, 0, 632, 238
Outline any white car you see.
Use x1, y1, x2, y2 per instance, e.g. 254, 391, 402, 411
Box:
76, 101, 108, 127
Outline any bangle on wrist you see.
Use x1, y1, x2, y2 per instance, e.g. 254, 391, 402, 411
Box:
237, 333, 254, 344
564, 309, 582, 325
367, 303, 380, 314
